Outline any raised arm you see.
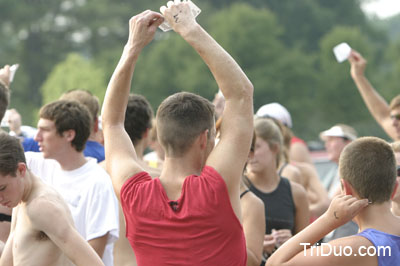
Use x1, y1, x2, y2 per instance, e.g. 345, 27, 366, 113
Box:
0, 65, 10, 89
266, 195, 369, 266
29, 198, 105, 266
162, 1, 254, 215
101, 11, 164, 196
348, 50, 396, 140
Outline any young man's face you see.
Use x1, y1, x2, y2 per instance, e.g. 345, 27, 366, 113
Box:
0, 173, 23, 208
35, 118, 68, 160
324, 136, 349, 164
390, 107, 400, 140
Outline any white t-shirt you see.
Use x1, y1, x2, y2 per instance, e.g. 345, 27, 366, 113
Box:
25, 152, 119, 266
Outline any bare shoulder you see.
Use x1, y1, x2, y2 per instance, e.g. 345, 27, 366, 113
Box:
289, 180, 307, 201
26, 190, 72, 230
282, 164, 303, 186
241, 190, 264, 215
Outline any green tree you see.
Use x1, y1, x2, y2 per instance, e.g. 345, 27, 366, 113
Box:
40, 53, 106, 105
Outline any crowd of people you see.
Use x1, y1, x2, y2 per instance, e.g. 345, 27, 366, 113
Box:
0, 1, 399, 266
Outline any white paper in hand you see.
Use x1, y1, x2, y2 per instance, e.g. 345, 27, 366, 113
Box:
333, 43, 351, 63
159, 0, 201, 32
9, 64, 19, 83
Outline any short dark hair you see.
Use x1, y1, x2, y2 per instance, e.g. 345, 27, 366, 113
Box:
0, 133, 26, 176
124, 94, 153, 146
156, 92, 215, 157
339, 137, 396, 203
39, 100, 91, 152
0, 82, 10, 121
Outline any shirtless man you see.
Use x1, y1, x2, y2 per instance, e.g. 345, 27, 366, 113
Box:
0, 133, 104, 266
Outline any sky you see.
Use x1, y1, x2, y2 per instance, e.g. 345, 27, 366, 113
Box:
361, 0, 400, 19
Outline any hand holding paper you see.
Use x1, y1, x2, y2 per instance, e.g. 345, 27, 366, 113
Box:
159, 0, 201, 32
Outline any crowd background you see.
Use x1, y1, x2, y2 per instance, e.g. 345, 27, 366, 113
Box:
1, 0, 400, 142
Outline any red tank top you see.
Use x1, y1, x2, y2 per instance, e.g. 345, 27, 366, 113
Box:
120, 166, 247, 265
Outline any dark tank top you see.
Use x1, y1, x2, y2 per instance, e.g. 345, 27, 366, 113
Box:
245, 176, 295, 234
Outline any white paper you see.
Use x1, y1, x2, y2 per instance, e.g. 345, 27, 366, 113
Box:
333, 43, 351, 63
159, 0, 201, 32
9, 64, 19, 83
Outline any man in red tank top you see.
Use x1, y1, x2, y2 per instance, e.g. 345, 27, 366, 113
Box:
101, 2, 254, 265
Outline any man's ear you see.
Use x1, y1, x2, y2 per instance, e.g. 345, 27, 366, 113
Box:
198, 129, 209, 150
63, 129, 76, 143
93, 117, 99, 133
17, 162, 27, 177
143, 128, 150, 139
391, 179, 399, 200
341, 179, 354, 196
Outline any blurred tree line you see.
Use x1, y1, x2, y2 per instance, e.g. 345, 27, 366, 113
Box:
1, 0, 400, 142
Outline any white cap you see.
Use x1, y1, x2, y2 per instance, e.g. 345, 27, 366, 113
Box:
256, 102, 292, 128
319, 124, 357, 141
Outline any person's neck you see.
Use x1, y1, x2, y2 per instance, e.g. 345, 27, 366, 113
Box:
247, 166, 280, 192
160, 152, 203, 183
21, 171, 35, 203
134, 140, 146, 160
356, 201, 399, 233
56, 150, 88, 171
392, 200, 400, 217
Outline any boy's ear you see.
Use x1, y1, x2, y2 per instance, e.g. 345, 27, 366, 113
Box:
63, 129, 76, 142
341, 179, 354, 196
17, 162, 27, 177
198, 129, 209, 150
391, 179, 399, 200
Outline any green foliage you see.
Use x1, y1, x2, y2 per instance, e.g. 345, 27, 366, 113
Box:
40, 53, 106, 105
1, 0, 398, 142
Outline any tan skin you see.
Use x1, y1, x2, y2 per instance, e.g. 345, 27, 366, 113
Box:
281, 162, 330, 217
349, 50, 400, 141
267, 179, 400, 266
101, 4, 253, 219
0, 66, 13, 255
111, 130, 162, 266
0, 164, 104, 266
240, 182, 265, 266
247, 137, 310, 256
101, 4, 253, 264
34, 119, 109, 258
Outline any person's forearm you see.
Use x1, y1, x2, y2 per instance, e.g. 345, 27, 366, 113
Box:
102, 46, 140, 127
352, 74, 390, 121
180, 25, 253, 100
267, 214, 334, 265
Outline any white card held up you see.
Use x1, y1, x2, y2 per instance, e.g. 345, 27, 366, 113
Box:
9, 64, 19, 83
333, 43, 351, 63
159, 0, 201, 32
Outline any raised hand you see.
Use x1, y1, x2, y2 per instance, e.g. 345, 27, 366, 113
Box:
325, 195, 369, 228
348, 50, 367, 79
160, 0, 197, 36
126, 10, 164, 51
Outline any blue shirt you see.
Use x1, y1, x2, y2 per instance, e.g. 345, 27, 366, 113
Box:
357, 228, 400, 266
